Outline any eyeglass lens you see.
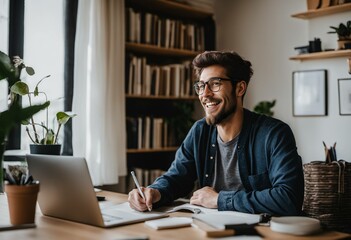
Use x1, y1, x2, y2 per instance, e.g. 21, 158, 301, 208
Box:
194, 78, 227, 95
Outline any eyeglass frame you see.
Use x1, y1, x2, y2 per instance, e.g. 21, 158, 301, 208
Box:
193, 77, 238, 95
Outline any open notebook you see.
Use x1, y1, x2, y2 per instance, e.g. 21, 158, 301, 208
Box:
26, 154, 167, 227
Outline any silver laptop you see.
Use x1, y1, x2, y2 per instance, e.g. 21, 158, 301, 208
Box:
26, 154, 167, 227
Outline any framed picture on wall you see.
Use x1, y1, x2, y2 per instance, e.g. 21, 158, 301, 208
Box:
338, 78, 351, 115
292, 70, 327, 116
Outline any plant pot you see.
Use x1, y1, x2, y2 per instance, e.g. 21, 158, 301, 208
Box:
337, 39, 351, 49
5, 183, 40, 225
29, 144, 61, 155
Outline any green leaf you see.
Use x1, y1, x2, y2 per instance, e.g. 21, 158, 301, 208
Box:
253, 100, 276, 117
33, 75, 51, 97
41, 129, 54, 144
10, 81, 30, 96
25, 66, 35, 75
34, 85, 39, 96
0, 51, 15, 81
21, 119, 30, 125
0, 101, 50, 145
56, 112, 77, 125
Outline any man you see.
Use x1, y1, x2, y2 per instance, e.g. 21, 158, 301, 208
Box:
128, 51, 304, 216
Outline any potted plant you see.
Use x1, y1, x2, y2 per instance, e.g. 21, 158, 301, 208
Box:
253, 100, 276, 117
328, 20, 351, 49
0, 50, 48, 192
8, 56, 76, 155
4, 165, 39, 225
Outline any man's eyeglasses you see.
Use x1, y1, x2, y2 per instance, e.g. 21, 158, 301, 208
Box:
193, 77, 232, 95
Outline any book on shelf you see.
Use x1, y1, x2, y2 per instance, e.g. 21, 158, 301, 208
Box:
129, 168, 166, 190
126, 117, 138, 149
126, 116, 172, 150
137, 117, 143, 149
126, 7, 206, 51
126, 55, 195, 97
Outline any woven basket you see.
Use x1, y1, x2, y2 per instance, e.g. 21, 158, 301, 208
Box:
303, 160, 351, 231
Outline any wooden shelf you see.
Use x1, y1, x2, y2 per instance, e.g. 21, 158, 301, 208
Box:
127, 147, 178, 154
125, 0, 213, 171
291, 3, 351, 19
126, 94, 198, 100
290, 49, 351, 60
126, 42, 200, 58
127, 0, 213, 20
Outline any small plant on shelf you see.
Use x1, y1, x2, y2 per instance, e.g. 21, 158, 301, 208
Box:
328, 20, 351, 49
328, 20, 351, 40
253, 100, 276, 117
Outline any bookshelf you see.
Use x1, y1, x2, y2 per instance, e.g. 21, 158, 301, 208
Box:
124, 0, 214, 188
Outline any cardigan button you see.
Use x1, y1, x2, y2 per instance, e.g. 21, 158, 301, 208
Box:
210, 156, 213, 160
205, 174, 209, 178
212, 144, 215, 147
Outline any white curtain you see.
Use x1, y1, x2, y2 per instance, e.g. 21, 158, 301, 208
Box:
73, 0, 126, 185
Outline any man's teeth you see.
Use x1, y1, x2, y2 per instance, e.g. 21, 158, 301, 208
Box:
206, 102, 219, 108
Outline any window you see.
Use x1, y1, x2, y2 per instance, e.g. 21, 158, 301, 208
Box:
21, 0, 64, 149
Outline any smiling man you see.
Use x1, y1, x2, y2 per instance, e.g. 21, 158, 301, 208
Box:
128, 51, 304, 216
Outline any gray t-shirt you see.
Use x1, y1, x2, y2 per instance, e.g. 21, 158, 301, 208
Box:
212, 134, 243, 192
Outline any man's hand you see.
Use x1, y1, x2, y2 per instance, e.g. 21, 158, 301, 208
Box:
128, 187, 161, 212
190, 186, 218, 208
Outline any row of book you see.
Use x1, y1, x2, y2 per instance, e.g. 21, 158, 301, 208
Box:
126, 7, 206, 51
127, 116, 179, 149
127, 168, 166, 191
126, 55, 196, 97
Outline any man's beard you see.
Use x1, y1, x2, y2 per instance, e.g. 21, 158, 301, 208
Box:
205, 98, 237, 125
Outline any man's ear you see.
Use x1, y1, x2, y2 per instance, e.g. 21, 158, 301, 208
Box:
236, 81, 247, 97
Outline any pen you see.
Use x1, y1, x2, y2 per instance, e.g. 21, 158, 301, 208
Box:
131, 171, 152, 211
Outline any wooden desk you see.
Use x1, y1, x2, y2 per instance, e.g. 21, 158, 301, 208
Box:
0, 191, 350, 240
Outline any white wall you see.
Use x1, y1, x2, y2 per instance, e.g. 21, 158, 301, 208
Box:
214, 0, 351, 163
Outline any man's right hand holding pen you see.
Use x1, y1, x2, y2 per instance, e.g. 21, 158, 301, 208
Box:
128, 186, 161, 212
128, 171, 161, 212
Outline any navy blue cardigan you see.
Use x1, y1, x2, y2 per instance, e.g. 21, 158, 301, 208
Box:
149, 109, 304, 216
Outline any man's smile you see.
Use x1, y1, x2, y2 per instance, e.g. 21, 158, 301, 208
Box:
205, 101, 220, 108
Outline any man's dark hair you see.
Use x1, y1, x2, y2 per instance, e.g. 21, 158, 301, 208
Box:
192, 51, 253, 86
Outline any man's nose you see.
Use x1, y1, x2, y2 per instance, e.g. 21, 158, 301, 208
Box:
202, 83, 212, 96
